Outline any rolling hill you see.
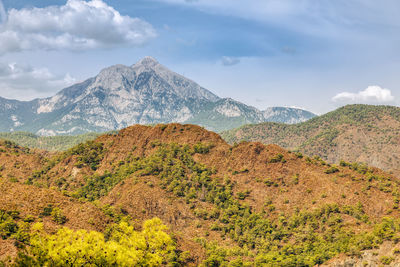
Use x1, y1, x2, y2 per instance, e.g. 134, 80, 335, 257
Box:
1, 123, 400, 266
222, 104, 400, 176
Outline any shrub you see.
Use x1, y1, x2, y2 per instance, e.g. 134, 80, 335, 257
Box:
269, 154, 285, 163
39, 205, 53, 217
237, 190, 251, 200
51, 208, 67, 225
380, 256, 394, 265
325, 166, 339, 174
294, 152, 303, 158
192, 142, 214, 154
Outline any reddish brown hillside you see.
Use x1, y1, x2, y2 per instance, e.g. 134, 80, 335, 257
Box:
0, 140, 110, 264
0, 140, 45, 182
222, 104, 400, 176
3, 124, 400, 265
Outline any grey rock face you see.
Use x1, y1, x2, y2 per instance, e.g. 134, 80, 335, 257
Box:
0, 57, 316, 135
263, 107, 316, 124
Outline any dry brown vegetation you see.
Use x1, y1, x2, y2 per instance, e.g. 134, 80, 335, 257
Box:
222, 104, 400, 177
1, 124, 400, 265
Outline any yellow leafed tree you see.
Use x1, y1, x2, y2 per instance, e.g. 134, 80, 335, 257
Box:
19, 218, 176, 266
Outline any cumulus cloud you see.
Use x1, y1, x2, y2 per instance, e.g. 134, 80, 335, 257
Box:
0, 0, 156, 54
332, 86, 395, 104
0, 62, 76, 100
221, 56, 240, 66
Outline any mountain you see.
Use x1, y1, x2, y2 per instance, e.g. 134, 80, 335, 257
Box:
0, 97, 37, 132
262, 106, 315, 124
184, 99, 316, 132
222, 104, 400, 175
2, 123, 400, 266
0, 57, 315, 135
185, 98, 266, 132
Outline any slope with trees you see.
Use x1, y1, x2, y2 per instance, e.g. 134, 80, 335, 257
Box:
222, 104, 400, 176
1, 123, 400, 265
0, 132, 101, 151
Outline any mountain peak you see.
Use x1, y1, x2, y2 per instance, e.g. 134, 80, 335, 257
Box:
135, 56, 159, 67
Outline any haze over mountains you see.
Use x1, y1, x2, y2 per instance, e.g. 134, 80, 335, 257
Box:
0, 57, 315, 135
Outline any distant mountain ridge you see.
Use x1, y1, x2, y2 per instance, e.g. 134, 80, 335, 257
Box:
0, 57, 315, 135
222, 104, 400, 175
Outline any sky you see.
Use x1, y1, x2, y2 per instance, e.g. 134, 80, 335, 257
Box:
0, 0, 399, 114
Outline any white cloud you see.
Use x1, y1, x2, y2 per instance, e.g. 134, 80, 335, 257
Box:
221, 56, 240, 66
0, 62, 76, 100
0, 0, 156, 54
332, 85, 395, 104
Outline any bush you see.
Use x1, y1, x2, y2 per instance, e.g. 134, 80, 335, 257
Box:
294, 152, 303, 158
39, 205, 53, 217
269, 154, 286, 163
380, 256, 394, 265
237, 190, 251, 200
0, 210, 23, 240
51, 208, 67, 225
192, 142, 214, 154
325, 166, 339, 174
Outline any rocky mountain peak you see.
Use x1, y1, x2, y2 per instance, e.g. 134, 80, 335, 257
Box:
93, 64, 135, 91
0, 57, 315, 135
135, 56, 159, 67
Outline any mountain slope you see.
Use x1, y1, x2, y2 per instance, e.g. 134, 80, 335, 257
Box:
31, 57, 220, 135
222, 104, 400, 175
185, 98, 265, 132
263, 106, 316, 124
0, 131, 101, 151
0, 57, 315, 135
2, 124, 400, 265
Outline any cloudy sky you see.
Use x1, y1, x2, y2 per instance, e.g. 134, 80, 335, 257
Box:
0, 0, 399, 114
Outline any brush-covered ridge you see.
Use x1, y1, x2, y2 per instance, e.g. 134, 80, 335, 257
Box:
1, 124, 400, 266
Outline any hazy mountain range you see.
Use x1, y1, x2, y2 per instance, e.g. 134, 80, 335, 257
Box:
0, 57, 315, 135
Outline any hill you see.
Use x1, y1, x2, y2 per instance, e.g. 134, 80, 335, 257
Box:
0, 132, 100, 151
2, 124, 400, 265
0, 57, 315, 135
222, 104, 400, 176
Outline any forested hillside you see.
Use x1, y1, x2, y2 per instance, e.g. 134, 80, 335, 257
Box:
0, 132, 100, 151
222, 105, 400, 176
1, 124, 400, 266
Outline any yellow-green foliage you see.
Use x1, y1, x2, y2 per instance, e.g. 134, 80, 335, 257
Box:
17, 218, 176, 266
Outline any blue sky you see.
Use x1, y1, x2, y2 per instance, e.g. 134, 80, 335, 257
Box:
0, 0, 399, 114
